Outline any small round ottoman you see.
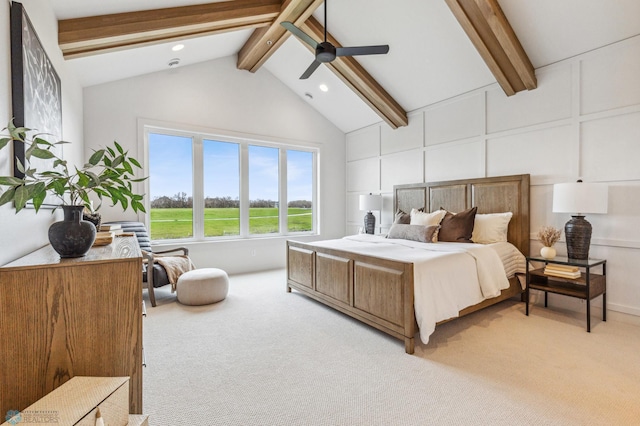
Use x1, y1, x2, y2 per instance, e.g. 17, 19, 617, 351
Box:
177, 268, 229, 306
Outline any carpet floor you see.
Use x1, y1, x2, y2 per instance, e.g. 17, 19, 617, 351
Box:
142, 269, 640, 425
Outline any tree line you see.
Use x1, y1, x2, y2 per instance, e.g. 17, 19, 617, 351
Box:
151, 192, 311, 209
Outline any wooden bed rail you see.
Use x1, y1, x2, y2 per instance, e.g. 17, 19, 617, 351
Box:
286, 240, 417, 353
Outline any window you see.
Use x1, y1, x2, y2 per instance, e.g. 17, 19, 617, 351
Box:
148, 133, 193, 240
287, 150, 313, 233
249, 145, 279, 234
203, 140, 240, 237
146, 127, 317, 241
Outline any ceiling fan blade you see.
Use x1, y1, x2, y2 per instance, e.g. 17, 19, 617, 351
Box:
300, 60, 322, 79
336, 45, 390, 57
281, 22, 319, 49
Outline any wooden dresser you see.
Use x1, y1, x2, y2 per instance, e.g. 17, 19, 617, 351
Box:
0, 236, 143, 415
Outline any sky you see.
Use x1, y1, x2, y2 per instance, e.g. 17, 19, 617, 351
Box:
148, 133, 312, 202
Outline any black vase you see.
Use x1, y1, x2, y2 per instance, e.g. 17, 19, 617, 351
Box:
364, 211, 376, 234
48, 205, 97, 258
564, 215, 592, 260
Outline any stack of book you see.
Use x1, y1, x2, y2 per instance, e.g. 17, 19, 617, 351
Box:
544, 264, 581, 279
99, 224, 122, 233
93, 224, 123, 246
93, 231, 114, 246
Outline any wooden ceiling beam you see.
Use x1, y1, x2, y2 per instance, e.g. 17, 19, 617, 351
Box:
299, 17, 408, 129
59, 1, 407, 128
237, 0, 323, 72
445, 0, 536, 96
58, 0, 282, 59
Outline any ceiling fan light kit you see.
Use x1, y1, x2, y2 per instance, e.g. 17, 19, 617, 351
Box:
281, 0, 389, 79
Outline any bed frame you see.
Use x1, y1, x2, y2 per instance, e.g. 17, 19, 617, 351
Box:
286, 174, 530, 353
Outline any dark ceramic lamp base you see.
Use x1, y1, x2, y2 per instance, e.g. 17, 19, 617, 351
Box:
564, 215, 592, 260
364, 212, 376, 235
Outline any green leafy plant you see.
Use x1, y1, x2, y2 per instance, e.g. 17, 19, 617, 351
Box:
0, 121, 147, 213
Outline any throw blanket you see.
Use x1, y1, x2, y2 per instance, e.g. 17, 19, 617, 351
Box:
312, 235, 520, 344
153, 254, 195, 292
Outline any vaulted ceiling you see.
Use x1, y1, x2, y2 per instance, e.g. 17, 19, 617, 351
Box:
51, 0, 640, 133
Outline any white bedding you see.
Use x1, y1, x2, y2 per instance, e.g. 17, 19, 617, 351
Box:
311, 234, 526, 344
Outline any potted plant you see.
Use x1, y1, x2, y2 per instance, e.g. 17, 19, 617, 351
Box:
537, 225, 561, 259
0, 121, 146, 257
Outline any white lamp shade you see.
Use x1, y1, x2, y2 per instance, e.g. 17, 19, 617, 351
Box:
359, 194, 382, 212
552, 182, 608, 214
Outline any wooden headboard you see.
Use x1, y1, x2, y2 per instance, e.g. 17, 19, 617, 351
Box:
394, 174, 530, 256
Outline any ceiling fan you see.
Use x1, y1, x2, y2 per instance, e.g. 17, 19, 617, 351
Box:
281, 1, 389, 79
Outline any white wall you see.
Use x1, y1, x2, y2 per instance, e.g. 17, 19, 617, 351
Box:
0, 0, 84, 265
346, 35, 640, 321
83, 56, 346, 274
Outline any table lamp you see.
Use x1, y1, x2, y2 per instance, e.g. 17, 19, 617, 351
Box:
359, 193, 382, 235
552, 180, 608, 260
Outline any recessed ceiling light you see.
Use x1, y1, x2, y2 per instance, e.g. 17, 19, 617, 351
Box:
304, 92, 313, 100
168, 58, 180, 67
172, 44, 185, 52
319, 84, 329, 92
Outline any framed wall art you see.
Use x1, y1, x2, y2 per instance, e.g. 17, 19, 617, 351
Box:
10, 1, 62, 208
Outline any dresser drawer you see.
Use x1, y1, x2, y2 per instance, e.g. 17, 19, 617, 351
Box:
1, 377, 131, 426
77, 379, 129, 425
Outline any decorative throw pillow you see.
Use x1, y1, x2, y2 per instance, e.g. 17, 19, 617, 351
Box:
437, 206, 478, 243
393, 209, 411, 224
386, 224, 438, 243
471, 212, 513, 244
410, 208, 446, 242
409, 208, 446, 227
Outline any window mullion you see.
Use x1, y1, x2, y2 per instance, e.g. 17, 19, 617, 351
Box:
313, 150, 318, 233
239, 143, 249, 237
143, 128, 151, 227
280, 149, 287, 234
193, 136, 205, 239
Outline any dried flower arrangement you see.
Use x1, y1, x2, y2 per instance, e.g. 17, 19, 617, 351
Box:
537, 226, 561, 247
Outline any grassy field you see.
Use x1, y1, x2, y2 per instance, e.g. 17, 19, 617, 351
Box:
150, 207, 312, 239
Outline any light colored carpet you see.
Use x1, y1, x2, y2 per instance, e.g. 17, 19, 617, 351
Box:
143, 269, 640, 425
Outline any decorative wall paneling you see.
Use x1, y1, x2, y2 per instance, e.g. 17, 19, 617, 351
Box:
423, 93, 483, 145
381, 150, 423, 192
345, 35, 640, 319
424, 138, 484, 183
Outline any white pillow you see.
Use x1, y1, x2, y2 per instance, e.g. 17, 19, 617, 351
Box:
410, 208, 446, 227
471, 212, 513, 244
410, 209, 446, 242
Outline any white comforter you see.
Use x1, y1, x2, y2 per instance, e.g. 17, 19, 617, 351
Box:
311, 234, 526, 344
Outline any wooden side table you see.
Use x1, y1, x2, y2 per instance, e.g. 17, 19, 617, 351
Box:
525, 256, 606, 332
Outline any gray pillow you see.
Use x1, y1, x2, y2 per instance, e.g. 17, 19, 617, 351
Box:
386, 224, 438, 243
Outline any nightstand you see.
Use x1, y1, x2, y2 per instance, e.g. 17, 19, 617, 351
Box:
525, 256, 606, 332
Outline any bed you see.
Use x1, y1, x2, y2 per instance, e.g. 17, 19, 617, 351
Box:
286, 174, 530, 354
